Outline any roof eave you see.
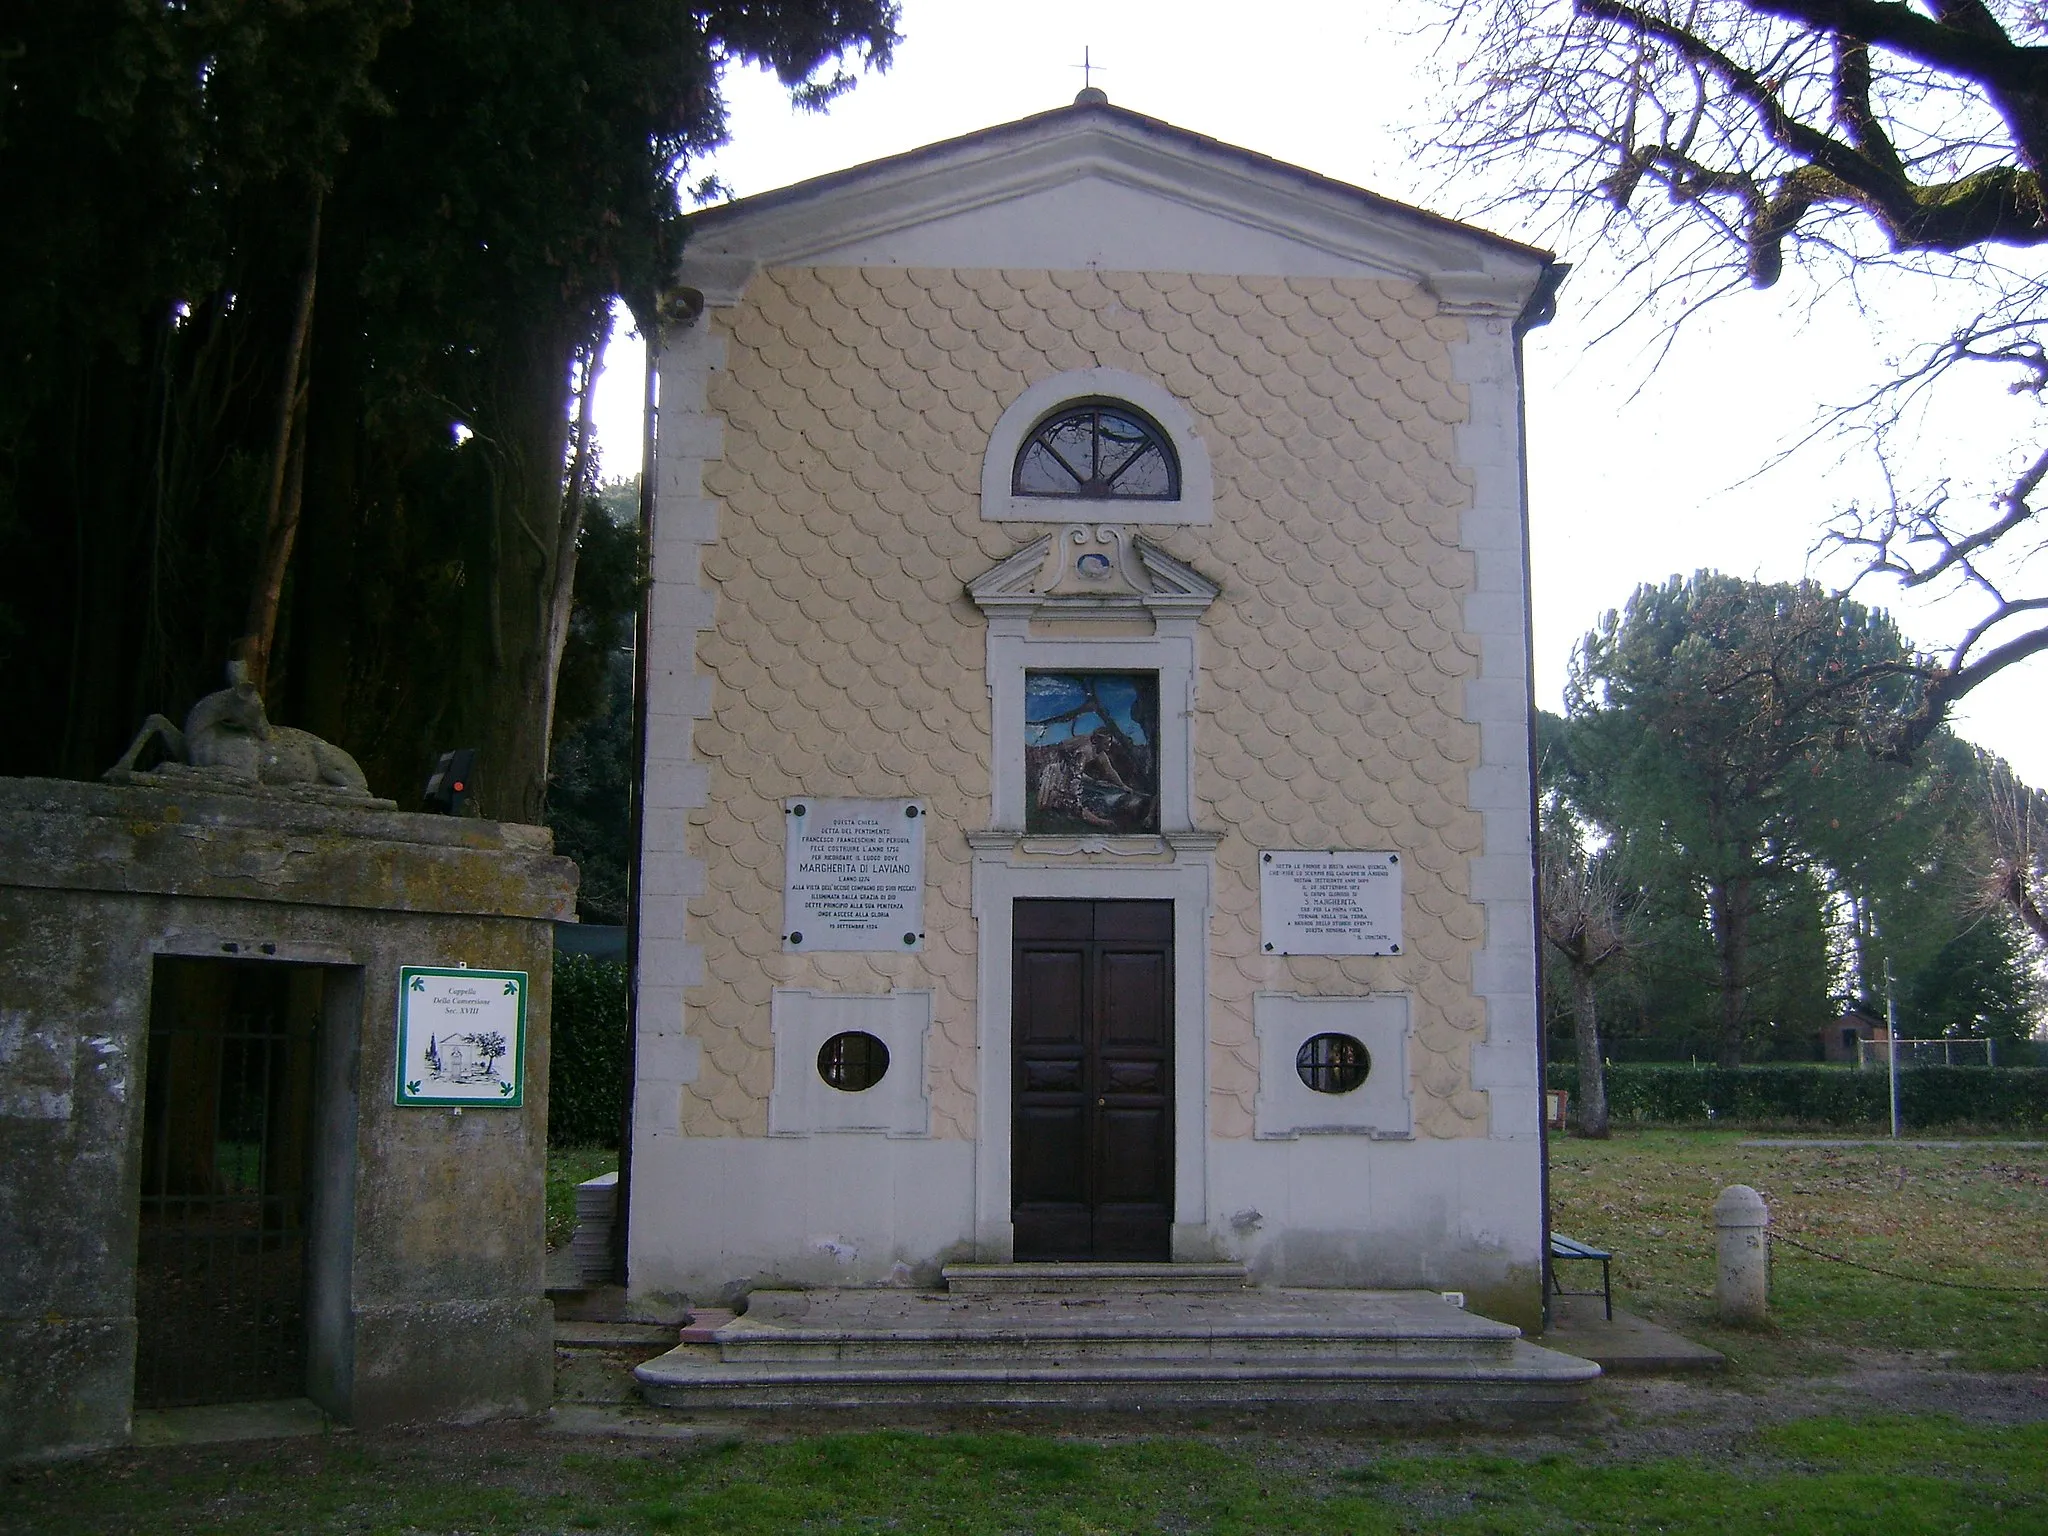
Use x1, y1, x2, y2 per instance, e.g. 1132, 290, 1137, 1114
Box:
678, 101, 1553, 306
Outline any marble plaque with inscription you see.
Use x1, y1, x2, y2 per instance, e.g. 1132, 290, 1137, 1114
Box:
784, 798, 926, 952
1259, 851, 1403, 956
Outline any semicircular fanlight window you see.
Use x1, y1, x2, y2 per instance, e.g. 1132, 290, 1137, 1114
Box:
1012, 402, 1179, 501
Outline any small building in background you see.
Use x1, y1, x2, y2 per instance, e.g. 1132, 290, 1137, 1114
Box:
1822, 1004, 1889, 1065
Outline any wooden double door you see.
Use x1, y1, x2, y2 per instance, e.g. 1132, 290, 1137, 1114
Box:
1011, 900, 1173, 1260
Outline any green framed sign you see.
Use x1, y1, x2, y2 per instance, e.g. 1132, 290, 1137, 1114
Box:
395, 966, 528, 1108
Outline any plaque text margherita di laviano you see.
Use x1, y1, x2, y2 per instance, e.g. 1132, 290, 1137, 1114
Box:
784, 798, 926, 953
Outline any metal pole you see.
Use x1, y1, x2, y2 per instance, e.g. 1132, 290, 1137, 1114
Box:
1885, 958, 1901, 1139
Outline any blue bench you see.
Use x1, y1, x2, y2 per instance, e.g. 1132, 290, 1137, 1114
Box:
1549, 1232, 1612, 1320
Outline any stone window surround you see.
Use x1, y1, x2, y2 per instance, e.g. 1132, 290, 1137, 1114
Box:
1252, 991, 1415, 1141
987, 624, 1197, 836
767, 987, 933, 1138
981, 367, 1214, 524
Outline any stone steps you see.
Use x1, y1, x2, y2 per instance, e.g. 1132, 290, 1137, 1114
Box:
555, 1320, 681, 1349
549, 1288, 698, 1405
633, 1284, 1600, 1415
716, 1290, 1521, 1365
555, 1326, 678, 1406
678, 1307, 738, 1343
942, 1262, 1249, 1294
633, 1344, 1598, 1413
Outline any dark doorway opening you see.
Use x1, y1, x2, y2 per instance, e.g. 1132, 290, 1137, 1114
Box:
1012, 899, 1173, 1260
135, 958, 323, 1408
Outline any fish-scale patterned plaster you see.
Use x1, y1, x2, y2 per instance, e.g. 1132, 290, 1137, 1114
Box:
680, 266, 1490, 1141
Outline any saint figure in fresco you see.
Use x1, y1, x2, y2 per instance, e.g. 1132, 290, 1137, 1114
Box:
1035, 726, 1142, 830
1024, 673, 1160, 835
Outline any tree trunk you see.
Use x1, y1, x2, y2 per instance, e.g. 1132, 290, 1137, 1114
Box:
474, 318, 583, 825
537, 314, 611, 771
1709, 877, 1753, 1068
243, 193, 323, 697
57, 335, 156, 779
2003, 864, 2048, 946
285, 257, 364, 754
1570, 965, 1610, 1138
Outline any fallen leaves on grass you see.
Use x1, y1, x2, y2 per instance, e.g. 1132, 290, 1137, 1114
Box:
1548, 1132, 2048, 1371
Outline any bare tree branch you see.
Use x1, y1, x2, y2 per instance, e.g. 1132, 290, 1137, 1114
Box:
1975, 753, 2048, 941
1439, 0, 2048, 747
1539, 813, 1643, 1135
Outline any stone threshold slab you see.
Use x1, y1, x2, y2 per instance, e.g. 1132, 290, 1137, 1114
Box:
1542, 1297, 1725, 1374
641, 1345, 1596, 1389
728, 1287, 1523, 1345
726, 1336, 1519, 1365
943, 1262, 1249, 1293
132, 1398, 343, 1448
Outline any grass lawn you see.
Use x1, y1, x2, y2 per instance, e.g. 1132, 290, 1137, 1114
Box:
6, 1135, 2038, 1533
4, 1414, 2043, 1534
1545, 1129, 2048, 1373
537, 1132, 2047, 1366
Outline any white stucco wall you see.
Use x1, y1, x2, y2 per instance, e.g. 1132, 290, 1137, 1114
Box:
626, 114, 1550, 1320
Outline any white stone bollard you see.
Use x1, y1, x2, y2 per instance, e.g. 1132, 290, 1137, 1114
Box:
1713, 1184, 1770, 1323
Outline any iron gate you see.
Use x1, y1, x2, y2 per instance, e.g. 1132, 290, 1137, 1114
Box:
135, 959, 321, 1408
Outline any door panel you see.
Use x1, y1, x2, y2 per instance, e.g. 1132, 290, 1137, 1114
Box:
1014, 1105, 1087, 1201
1097, 1108, 1169, 1200
1102, 1061, 1162, 1092
1021, 1059, 1084, 1092
1093, 902, 1173, 944
1017, 950, 1084, 1044
1012, 900, 1173, 1261
1100, 951, 1167, 1045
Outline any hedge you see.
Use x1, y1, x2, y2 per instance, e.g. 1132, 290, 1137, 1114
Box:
550, 954, 628, 1147
1546, 1061, 2048, 1130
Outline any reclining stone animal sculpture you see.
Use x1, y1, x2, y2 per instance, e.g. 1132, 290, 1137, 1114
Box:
109, 662, 373, 797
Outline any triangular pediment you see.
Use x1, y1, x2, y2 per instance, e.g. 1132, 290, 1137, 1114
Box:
678, 102, 1551, 314
968, 526, 1220, 621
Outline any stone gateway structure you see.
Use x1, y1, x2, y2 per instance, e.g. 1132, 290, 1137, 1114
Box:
0, 778, 575, 1463
626, 98, 1564, 1349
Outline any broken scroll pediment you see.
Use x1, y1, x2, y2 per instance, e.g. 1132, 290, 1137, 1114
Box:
967, 524, 1220, 622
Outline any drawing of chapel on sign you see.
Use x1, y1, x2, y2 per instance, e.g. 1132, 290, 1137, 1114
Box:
625, 92, 1562, 1324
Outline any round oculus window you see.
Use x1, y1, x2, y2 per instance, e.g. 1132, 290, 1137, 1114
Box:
817, 1031, 890, 1092
1296, 1033, 1370, 1094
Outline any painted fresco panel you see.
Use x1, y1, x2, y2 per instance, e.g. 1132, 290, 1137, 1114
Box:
1024, 673, 1160, 835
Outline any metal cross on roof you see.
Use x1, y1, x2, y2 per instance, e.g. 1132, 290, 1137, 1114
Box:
1074, 47, 1106, 89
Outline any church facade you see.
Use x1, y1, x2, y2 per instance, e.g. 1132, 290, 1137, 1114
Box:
626, 98, 1560, 1326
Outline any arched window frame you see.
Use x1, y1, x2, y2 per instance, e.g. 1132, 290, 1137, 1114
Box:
981, 368, 1213, 524
1011, 399, 1180, 502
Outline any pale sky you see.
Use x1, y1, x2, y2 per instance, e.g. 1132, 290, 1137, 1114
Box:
588, 0, 2048, 786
